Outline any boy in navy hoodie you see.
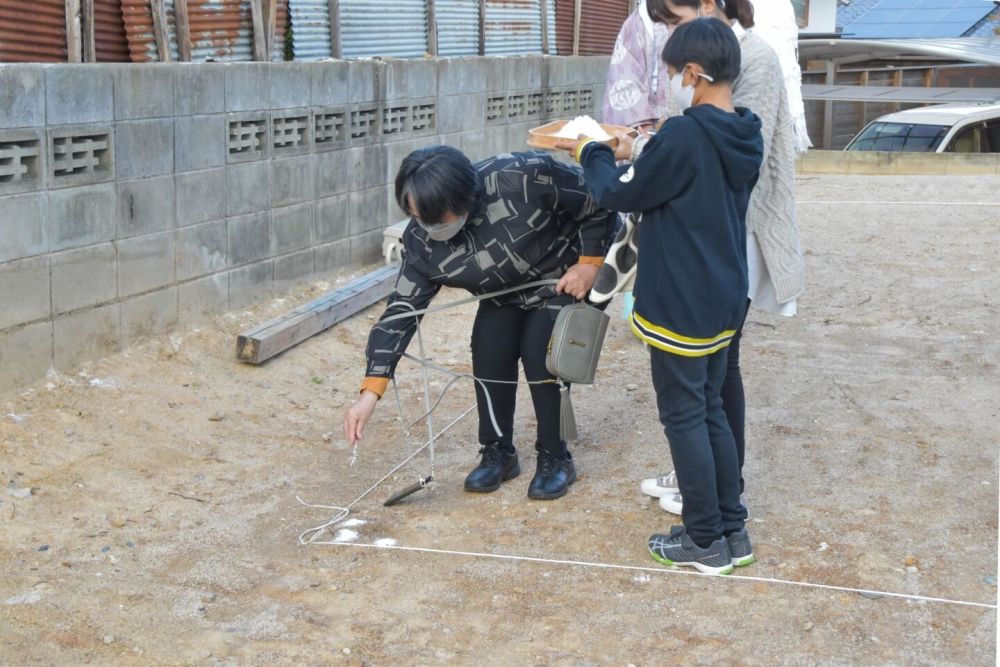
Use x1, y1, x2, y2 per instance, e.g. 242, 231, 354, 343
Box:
562, 18, 763, 574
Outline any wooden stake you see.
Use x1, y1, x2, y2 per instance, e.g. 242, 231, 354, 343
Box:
250, 0, 267, 62
236, 264, 400, 365
65, 0, 83, 63
265, 0, 278, 60
81, 0, 95, 62
150, 0, 172, 62
175, 0, 192, 61
478, 0, 486, 56
426, 0, 438, 56
540, 0, 549, 55
572, 0, 582, 56
328, 0, 342, 58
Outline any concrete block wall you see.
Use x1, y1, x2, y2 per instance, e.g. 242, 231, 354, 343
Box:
0, 55, 609, 391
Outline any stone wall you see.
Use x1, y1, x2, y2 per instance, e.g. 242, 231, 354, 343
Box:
0, 55, 610, 390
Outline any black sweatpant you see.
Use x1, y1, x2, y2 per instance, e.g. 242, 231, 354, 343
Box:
721, 299, 750, 493
470, 301, 566, 457
650, 346, 747, 546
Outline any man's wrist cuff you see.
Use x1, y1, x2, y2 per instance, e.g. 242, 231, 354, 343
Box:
360, 377, 388, 398
577, 256, 605, 266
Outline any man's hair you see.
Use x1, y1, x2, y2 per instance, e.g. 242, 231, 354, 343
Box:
662, 18, 742, 84
395, 146, 478, 223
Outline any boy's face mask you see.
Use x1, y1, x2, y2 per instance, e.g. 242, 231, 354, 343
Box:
669, 67, 715, 110
417, 213, 469, 242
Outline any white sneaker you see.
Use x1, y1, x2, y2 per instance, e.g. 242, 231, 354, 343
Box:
659, 492, 683, 515
640, 471, 679, 498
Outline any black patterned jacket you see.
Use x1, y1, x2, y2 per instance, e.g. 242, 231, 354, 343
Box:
361, 151, 613, 394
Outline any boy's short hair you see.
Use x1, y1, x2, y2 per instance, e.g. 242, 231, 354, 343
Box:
662, 18, 742, 85
395, 146, 478, 223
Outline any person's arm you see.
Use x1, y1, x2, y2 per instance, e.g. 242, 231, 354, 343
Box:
344, 250, 440, 444
545, 157, 614, 262
574, 121, 695, 214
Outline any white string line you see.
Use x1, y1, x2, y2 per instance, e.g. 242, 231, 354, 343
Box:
305, 540, 997, 611
798, 200, 1000, 207
296, 403, 477, 544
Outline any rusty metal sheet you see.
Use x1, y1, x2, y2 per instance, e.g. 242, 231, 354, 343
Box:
289, 0, 332, 61
0, 0, 68, 62
484, 0, 543, 56
95, 0, 131, 62
341, 0, 428, 59
436, 0, 479, 56
554, 0, 628, 56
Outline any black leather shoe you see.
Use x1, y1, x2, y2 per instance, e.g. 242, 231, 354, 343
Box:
527, 451, 576, 500
464, 442, 520, 493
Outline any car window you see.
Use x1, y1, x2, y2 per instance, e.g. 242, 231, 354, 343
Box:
847, 122, 947, 152
946, 123, 986, 153
984, 119, 1000, 153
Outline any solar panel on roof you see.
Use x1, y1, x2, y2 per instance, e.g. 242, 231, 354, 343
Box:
843, 0, 997, 37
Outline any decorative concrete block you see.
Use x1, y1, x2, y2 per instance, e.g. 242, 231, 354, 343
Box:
0, 64, 45, 128
0, 256, 50, 329
226, 161, 270, 216
274, 248, 315, 291
313, 106, 349, 152
347, 60, 377, 104
311, 61, 349, 107
174, 64, 225, 115
53, 303, 121, 369
0, 192, 47, 263
313, 150, 351, 197
438, 58, 488, 96
348, 186, 389, 236
350, 229, 383, 265
0, 321, 52, 391
46, 124, 113, 190
115, 119, 174, 180
271, 109, 312, 157
114, 64, 175, 120
381, 59, 437, 100
116, 175, 175, 239
225, 63, 268, 113
178, 272, 228, 325
347, 102, 380, 145
272, 203, 313, 255
0, 128, 46, 196
314, 239, 351, 274
176, 219, 227, 281
47, 183, 116, 252
175, 114, 226, 172
227, 211, 271, 266
269, 62, 312, 108
228, 260, 273, 310
271, 155, 315, 207
349, 144, 387, 191
313, 194, 350, 244
121, 286, 178, 346
175, 168, 226, 226
50, 243, 117, 314
45, 65, 113, 126
226, 111, 270, 164
117, 230, 175, 297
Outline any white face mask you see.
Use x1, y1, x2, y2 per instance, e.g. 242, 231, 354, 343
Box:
669, 69, 715, 110
419, 213, 469, 242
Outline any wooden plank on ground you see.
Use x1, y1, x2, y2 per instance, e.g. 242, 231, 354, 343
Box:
236, 264, 400, 365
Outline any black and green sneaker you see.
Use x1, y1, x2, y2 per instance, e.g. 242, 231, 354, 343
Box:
648, 526, 734, 575
726, 527, 754, 567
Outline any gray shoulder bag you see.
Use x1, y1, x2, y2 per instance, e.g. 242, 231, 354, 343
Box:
546, 302, 611, 442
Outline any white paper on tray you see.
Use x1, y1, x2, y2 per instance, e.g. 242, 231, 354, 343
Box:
553, 116, 611, 141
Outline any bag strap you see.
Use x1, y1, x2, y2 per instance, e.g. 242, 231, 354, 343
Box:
377, 278, 561, 325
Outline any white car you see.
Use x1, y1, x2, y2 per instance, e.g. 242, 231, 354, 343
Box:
845, 103, 1000, 153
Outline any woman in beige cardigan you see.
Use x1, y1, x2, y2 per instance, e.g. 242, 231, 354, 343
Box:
631, 0, 805, 517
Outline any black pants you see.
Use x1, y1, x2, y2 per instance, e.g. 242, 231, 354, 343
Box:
470, 302, 566, 457
650, 346, 747, 546
721, 299, 750, 493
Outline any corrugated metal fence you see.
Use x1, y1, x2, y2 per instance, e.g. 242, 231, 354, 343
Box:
555, 0, 628, 56
95, 0, 132, 62
437, 0, 479, 56
340, 0, 428, 58
0, 0, 68, 62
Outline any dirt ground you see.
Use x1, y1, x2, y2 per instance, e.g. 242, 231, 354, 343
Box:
1, 175, 998, 666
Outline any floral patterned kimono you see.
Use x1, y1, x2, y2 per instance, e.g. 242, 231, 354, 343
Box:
601, 4, 673, 129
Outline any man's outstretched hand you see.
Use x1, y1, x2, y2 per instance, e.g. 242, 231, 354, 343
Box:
343, 390, 379, 446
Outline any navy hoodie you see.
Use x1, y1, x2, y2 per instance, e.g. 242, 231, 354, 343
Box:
580, 105, 763, 356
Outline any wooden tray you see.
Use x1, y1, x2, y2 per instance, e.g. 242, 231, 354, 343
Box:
527, 119, 634, 150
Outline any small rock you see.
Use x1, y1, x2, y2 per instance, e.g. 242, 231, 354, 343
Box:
37, 545, 49, 552
902, 555, 918, 567
208, 413, 225, 422
109, 515, 126, 528
125, 541, 135, 548
6, 486, 32, 498
803, 622, 813, 632
102, 635, 114, 645
906, 566, 918, 574
626, 384, 638, 392
818, 542, 829, 552
342, 647, 352, 655
638, 495, 652, 509
100, 546, 111, 553
984, 575, 997, 586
